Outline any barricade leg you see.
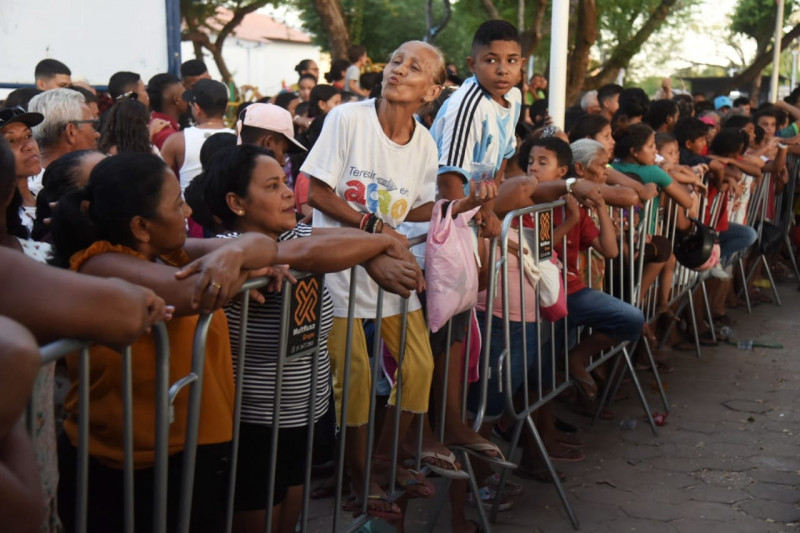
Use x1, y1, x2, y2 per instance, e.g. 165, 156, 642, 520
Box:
738, 257, 752, 314
700, 280, 717, 345
785, 233, 800, 284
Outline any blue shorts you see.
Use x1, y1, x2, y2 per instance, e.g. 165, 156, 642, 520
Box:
467, 312, 553, 421
566, 288, 644, 344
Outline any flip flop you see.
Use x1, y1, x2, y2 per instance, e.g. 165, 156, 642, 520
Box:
416, 450, 470, 479
513, 464, 566, 483
348, 494, 403, 521
398, 468, 435, 499
556, 432, 584, 449
548, 446, 585, 463
451, 441, 517, 469
484, 472, 524, 497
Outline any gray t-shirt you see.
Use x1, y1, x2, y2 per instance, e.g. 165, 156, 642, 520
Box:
345, 64, 362, 93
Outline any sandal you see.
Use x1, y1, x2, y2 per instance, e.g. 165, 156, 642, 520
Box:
484, 473, 524, 497
451, 441, 517, 469
466, 486, 515, 511
346, 494, 403, 521
548, 445, 585, 463
569, 362, 598, 401
415, 450, 469, 479
397, 468, 435, 499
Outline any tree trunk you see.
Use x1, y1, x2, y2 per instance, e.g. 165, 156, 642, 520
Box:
584, 0, 679, 90
312, 0, 351, 59
721, 23, 800, 94
425, 0, 452, 43
479, 0, 501, 21
520, 0, 547, 58
566, 0, 597, 105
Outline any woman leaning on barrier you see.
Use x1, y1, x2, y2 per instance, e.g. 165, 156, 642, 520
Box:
303, 40, 449, 520
202, 143, 422, 533
0, 137, 169, 533
50, 152, 280, 533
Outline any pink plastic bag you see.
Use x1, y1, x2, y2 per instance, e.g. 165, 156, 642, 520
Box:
424, 199, 481, 333
538, 253, 568, 322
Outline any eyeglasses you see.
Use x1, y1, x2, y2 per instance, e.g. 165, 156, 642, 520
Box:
70, 119, 100, 131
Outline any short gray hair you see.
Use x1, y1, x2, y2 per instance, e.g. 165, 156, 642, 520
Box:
28, 88, 86, 148
580, 90, 598, 112
570, 138, 605, 167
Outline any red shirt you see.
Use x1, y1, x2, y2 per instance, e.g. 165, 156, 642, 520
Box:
554, 207, 600, 295
150, 111, 180, 151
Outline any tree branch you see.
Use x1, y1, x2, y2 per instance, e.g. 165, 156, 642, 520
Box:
584, 0, 679, 89
723, 23, 800, 91
479, 0, 501, 21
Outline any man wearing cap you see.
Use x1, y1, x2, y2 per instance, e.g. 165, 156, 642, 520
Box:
236, 103, 307, 167
0, 106, 45, 233
161, 79, 234, 192
27, 89, 100, 195
714, 96, 733, 115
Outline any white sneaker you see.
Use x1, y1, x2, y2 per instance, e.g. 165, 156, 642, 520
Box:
710, 264, 731, 279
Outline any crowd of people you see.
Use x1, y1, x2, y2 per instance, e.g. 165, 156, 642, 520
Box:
2, 17, 800, 533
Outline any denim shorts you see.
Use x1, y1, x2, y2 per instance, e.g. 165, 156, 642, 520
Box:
467, 312, 553, 421
566, 287, 644, 343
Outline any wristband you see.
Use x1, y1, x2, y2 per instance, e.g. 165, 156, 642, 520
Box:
359, 213, 371, 230
778, 143, 788, 149
364, 213, 382, 233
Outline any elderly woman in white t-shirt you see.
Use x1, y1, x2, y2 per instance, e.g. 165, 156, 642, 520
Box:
303, 40, 475, 520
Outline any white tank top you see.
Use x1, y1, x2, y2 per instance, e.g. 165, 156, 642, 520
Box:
179, 126, 234, 192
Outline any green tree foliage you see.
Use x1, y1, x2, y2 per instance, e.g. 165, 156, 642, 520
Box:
730, 0, 799, 53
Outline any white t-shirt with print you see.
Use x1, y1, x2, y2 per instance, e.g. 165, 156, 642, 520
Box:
301, 99, 437, 318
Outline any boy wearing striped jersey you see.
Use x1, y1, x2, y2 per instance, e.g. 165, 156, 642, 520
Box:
431, 19, 523, 238
427, 20, 524, 532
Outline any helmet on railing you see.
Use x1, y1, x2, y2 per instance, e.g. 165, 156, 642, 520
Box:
673, 217, 717, 270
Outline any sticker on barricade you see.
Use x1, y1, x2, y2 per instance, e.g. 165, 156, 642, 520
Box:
288, 273, 324, 357
538, 209, 553, 261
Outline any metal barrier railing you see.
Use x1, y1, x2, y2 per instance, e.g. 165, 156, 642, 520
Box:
35, 322, 171, 533
34, 200, 706, 533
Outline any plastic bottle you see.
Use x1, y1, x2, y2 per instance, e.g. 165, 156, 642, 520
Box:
737, 339, 753, 350
719, 326, 735, 340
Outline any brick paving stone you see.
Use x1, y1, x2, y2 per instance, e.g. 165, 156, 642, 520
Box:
737, 499, 800, 522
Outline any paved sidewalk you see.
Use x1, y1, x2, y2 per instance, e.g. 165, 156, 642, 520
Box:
310, 282, 800, 533
448, 281, 800, 533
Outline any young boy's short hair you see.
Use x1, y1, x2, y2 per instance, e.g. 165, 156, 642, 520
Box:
518, 136, 572, 171
673, 117, 708, 148
471, 20, 520, 53
598, 84, 622, 106
654, 132, 677, 151
35, 59, 71, 81
732, 96, 751, 108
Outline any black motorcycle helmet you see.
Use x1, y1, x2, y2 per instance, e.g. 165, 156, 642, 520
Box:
673, 218, 717, 269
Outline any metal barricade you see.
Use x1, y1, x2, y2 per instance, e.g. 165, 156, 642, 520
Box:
34, 322, 170, 533
592, 201, 670, 421
738, 172, 783, 310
